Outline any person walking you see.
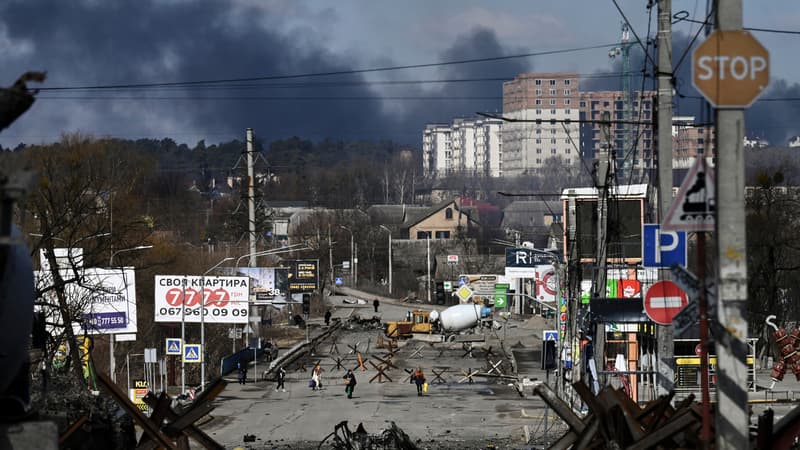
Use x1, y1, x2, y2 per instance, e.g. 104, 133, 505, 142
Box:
343, 370, 357, 399
310, 368, 320, 391
373, 298, 380, 313
275, 366, 286, 392
412, 367, 426, 396
324, 310, 332, 326
237, 361, 248, 385
312, 363, 324, 390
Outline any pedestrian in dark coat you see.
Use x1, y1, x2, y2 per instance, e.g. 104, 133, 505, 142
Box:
324, 310, 332, 326
373, 298, 380, 313
275, 366, 286, 392
343, 370, 357, 399
237, 362, 247, 385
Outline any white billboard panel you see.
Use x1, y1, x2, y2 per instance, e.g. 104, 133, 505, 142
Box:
35, 268, 138, 335
154, 275, 249, 324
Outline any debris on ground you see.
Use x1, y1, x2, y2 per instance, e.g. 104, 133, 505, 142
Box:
318, 421, 418, 450
345, 314, 383, 331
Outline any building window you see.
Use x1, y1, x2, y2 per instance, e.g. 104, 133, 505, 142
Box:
435, 231, 450, 239
566, 148, 571, 154
550, 109, 556, 114
445, 208, 453, 219
564, 89, 570, 95
565, 100, 571, 106
551, 148, 557, 154
551, 129, 557, 134
536, 139, 541, 144
580, 101, 586, 107
536, 109, 542, 115
535, 88, 542, 95
550, 99, 556, 105
565, 108, 571, 113
565, 138, 571, 144
549, 79, 556, 85
536, 129, 542, 134
535, 99, 542, 105
551, 138, 557, 144
536, 158, 542, 164
536, 148, 542, 154
565, 79, 571, 85
535, 79, 542, 85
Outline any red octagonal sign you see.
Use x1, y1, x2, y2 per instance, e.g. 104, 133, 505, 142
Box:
644, 280, 688, 325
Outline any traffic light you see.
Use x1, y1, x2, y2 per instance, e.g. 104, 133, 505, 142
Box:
435, 281, 445, 305
542, 340, 557, 370
302, 294, 310, 314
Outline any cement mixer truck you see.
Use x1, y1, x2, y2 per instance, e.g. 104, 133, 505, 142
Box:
384, 304, 492, 342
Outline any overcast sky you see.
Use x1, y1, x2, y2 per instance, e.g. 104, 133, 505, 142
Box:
1, 0, 799, 149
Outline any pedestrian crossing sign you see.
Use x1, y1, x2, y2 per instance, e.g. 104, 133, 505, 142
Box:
165, 338, 182, 356
183, 344, 202, 363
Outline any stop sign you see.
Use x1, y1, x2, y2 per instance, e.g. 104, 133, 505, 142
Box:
644, 280, 688, 325
692, 30, 769, 108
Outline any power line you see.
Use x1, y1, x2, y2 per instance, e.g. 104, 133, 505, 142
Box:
37, 43, 618, 91
673, 12, 800, 35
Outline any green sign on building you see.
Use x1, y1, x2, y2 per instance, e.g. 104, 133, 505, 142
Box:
493, 283, 510, 309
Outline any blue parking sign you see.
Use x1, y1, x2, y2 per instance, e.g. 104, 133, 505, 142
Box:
643, 224, 687, 267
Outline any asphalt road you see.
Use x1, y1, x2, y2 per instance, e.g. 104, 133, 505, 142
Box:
200, 295, 562, 449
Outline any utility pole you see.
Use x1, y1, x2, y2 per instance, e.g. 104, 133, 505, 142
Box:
246, 128, 257, 347
593, 111, 612, 378
714, 1, 751, 448
656, 0, 675, 398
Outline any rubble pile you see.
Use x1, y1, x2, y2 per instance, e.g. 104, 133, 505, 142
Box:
345, 314, 383, 331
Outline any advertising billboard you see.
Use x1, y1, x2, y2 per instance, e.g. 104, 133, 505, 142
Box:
35, 267, 138, 335
154, 275, 249, 324
287, 260, 319, 292
218, 267, 291, 305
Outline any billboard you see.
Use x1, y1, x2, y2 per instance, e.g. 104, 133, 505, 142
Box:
154, 275, 249, 324
287, 260, 319, 292
35, 267, 138, 335
218, 267, 292, 305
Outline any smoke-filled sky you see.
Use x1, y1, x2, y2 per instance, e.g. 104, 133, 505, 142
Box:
1, 0, 799, 149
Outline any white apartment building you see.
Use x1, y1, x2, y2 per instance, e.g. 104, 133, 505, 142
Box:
422, 118, 503, 178
501, 73, 581, 177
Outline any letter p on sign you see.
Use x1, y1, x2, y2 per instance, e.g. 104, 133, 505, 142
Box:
692, 30, 769, 108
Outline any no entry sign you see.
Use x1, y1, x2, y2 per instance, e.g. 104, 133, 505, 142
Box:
644, 280, 688, 325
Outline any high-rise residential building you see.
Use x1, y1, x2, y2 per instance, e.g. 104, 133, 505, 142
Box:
578, 90, 656, 180
422, 117, 502, 178
672, 116, 716, 169
501, 73, 581, 177
423, 72, 714, 179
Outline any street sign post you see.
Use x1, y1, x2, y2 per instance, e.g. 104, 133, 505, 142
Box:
663, 158, 715, 232
183, 344, 201, 363
543, 330, 558, 342
164, 338, 182, 356
692, 30, 770, 108
643, 224, 687, 267
644, 280, 689, 325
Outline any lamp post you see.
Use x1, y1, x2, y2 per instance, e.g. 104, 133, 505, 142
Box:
339, 226, 354, 286
201, 257, 234, 391
379, 225, 392, 295
108, 245, 153, 384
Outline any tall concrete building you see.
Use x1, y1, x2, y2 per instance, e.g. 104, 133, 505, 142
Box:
501, 73, 581, 177
422, 117, 502, 178
672, 116, 716, 169
578, 90, 656, 180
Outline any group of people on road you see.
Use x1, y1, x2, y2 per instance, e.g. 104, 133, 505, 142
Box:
263, 365, 427, 399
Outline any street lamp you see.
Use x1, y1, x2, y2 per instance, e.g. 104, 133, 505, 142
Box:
339, 226, 354, 287
201, 256, 234, 391
108, 245, 153, 384
379, 225, 392, 295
